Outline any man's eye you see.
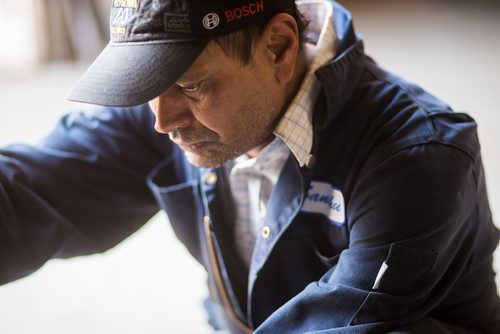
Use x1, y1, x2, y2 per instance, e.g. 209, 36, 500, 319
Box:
180, 84, 199, 93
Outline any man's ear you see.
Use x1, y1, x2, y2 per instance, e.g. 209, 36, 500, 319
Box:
259, 13, 300, 84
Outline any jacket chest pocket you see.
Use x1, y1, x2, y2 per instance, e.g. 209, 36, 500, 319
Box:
147, 157, 204, 263
350, 243, 437, 325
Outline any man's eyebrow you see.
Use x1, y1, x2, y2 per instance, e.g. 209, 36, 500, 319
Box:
176, 45, 220, 84
176, 69, 209, 84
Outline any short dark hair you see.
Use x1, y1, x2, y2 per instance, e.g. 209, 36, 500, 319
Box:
214, 5, 309, 64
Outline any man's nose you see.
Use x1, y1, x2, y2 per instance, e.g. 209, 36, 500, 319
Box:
149, 90, 193, 134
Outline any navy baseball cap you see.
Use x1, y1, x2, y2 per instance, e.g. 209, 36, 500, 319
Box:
68, 0, 295, 107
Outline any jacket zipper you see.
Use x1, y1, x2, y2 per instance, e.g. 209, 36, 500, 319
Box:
203, 216, 252, 333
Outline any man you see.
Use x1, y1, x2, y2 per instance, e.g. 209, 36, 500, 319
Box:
0, 0, 499, 332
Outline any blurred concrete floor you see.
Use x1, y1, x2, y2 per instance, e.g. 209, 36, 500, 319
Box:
0, 1, 498, 333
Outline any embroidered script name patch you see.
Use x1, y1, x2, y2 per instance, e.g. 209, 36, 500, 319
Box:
302, 181, 345, 226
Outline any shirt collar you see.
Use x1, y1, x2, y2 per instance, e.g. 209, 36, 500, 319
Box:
274, 0, 337, 166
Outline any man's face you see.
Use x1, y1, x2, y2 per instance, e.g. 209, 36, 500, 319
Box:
149, 41, 287, 167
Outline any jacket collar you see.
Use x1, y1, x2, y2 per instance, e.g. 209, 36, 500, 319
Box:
314, 1, 366, 125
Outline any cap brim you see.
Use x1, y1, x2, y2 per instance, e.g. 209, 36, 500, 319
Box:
67, 40, 209, 107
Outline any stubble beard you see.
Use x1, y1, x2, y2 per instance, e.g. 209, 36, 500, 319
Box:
169, 126, 243, 168
171, 75, 280, 168
186, 144, 238, 168
177, 123, 274, 168
172, 108, 278, 168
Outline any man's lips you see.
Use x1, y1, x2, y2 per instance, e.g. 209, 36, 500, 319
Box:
177, 141, 209, 153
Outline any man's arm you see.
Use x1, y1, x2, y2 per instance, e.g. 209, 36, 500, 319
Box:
255, 143, 500, 333
0, 104, 169, 285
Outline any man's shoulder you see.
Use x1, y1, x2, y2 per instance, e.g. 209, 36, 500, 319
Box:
311, 59, 481, 197
324, 59, 479, 163
367, 62, 479, 159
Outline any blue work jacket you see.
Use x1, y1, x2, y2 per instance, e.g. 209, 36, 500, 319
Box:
0, 1, 499, 333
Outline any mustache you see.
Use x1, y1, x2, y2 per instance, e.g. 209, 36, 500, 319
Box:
168, 127, 219, 142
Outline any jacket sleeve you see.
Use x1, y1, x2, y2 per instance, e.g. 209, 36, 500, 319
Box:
0, 104, 170, 285
255, 143, 499, 333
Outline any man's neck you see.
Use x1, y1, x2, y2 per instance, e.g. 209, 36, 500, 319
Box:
246, 136, 275, 158
284, 43, 315, 109
245, 44, 315, 159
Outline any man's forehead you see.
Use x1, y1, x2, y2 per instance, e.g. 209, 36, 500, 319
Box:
175, 42, 223, 83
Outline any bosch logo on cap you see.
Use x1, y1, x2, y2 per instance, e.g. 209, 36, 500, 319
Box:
225, 0, 264, 23
202, 13, 220, 30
